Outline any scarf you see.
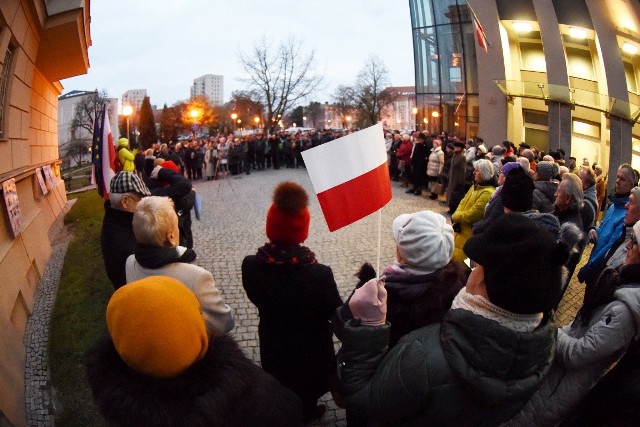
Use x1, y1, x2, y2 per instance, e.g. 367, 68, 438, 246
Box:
134, 243, 197, 269
256, 243, 317, 267
451, 287, 543, 332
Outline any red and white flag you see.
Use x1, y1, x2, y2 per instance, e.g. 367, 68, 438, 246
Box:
470, 6, 488, 53
301, 123, 392, 232
91, 108, 116, 199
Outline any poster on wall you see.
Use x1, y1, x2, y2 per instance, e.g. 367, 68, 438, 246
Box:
35, 167, 48, 195
43, 165, 56, 189
3, 178, 23, 237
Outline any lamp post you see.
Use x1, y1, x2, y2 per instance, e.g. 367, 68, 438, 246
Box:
254, 116, 260, 130
122, 105, 133, 140
412, 107, 418, 131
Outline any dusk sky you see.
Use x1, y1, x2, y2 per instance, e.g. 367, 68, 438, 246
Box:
62, 0, 415, 110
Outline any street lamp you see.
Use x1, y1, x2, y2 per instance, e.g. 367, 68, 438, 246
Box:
190, 109, 200, 139
122, 105, 133, 141
254, 116, 260, 129
346, 116, 352, 129
231, 113, 238, 131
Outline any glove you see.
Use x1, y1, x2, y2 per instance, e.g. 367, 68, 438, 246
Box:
150, 165, 162, 179
452, 222, 462, 233
348, 278, 387, 326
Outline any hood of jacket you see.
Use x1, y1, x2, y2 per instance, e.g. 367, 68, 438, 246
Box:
614, 282, 640, 338
440, 309, 556, 406
534, 180, 558, 201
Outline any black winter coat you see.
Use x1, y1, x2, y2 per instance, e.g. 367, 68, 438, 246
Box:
533, 181, 558, 213
100, 202, 135, 289
86, 334, 303, 426
385, 262, 467, 347
242, 255, 343, 404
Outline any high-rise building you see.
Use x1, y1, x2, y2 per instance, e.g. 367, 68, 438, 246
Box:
122, 89, 147, 111
0, 1, 90, 424
191, 74, 224, 106
409, 0, 640, 176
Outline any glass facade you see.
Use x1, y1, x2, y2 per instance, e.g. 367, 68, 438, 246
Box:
409, 0, 478, 138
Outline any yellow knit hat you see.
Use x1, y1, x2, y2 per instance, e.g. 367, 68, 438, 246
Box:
106, 276, 209, 377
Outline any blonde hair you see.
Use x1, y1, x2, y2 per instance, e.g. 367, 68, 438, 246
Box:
132, 196, 178, 246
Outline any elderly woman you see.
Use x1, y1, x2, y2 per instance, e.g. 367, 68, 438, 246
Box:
451, 158, 496, 264
125, 196, 235, 334
427, 138, 445, 200
242, 182, 342, 423
508, 221, 640, 426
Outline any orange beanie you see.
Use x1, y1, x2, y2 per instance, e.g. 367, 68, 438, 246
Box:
106, 276, 209, 377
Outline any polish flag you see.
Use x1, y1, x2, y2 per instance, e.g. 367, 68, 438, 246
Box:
302, 122, 392, 232
91, 107, 116, 199
470, 6, 489, 53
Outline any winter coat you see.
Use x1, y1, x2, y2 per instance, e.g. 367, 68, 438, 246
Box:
452, 183, 495, 263
596, 176, 607, 212
581, 184, 598, 231
509, 266, 640, 426
384, 262, 467, 347
126, 255, 235, 334
338, 308, 556, 426
473, 187, 505, 235
410, 142, 430, 187
395, 140, 413, 164
117, 146, 135, 172
100, 201, 135, 289
579, 196, 629, 284
86, 333, 304, 427
241, 255, 342, 405
554, 205, 584, 231
447, 151, 467, 206
532, 181, 558, 213
427, 146, 445, 177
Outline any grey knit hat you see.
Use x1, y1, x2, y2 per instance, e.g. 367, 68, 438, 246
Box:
536, 161, 558, 181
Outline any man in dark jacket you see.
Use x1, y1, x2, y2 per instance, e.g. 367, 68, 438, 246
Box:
533, 161, 559, 213
407, 132, 431, 196
100, 172, 151, 289
145, 161, 195, 249
87, 276, 303, 426
447, 140, 467, 214
336, 215, 567, 426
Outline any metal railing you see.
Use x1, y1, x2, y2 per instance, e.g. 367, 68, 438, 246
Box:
495, 80, 640, 123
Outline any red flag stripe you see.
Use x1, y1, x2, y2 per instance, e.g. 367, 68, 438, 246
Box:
316, 162, 392, 232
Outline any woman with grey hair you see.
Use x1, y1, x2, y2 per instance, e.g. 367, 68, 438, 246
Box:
451, 159, 496, 264
126, 196, 235, 334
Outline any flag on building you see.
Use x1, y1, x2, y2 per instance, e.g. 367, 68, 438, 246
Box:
91, 107, 116, 199
301, 122, 392, 232
470, 6, 489, 53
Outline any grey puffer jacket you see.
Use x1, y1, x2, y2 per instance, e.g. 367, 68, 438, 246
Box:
507, 281, 640, 426
338, 308, 556, 427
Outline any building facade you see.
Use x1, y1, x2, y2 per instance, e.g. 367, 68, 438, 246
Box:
191, 74, 224, 106
380, 86, 417, 131
58, 90, 118, 168
121, 88, 147, 111
409, 0, 640, 176
0, 0, 91, 424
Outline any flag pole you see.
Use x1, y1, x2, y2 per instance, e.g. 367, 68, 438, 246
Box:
376, 208, 382, 277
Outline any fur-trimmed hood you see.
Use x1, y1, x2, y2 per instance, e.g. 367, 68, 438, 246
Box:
86, 333, 303, 426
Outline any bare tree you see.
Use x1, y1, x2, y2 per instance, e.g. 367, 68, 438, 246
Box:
304, 102, 323, 129
332, 85, 357, 128
71, 90, 109, 136
61, 138, 90, 167
239, 36, 323, 133
353, 55, 396, 127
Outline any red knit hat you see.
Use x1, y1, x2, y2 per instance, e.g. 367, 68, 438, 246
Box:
160, 160, 180, 173
266, 182, 310, 244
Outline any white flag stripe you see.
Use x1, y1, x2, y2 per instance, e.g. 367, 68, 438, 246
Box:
301, 123, 387, 193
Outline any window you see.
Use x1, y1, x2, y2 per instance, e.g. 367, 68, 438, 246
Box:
520, 42, 546, 72
567, 47, 595, 80
624, 61, 638, 93
0, 45, 14, 139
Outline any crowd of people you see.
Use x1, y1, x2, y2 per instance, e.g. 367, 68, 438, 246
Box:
90, 126, 640, 426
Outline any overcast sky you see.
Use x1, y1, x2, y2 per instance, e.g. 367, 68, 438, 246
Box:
61, 0, 415, 110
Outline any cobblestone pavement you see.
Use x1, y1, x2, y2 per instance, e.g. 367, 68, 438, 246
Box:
189, 167, 586, 426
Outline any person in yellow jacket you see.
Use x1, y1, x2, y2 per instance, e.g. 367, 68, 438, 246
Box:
117, 138, 135, 172
451, 159, 496, 264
